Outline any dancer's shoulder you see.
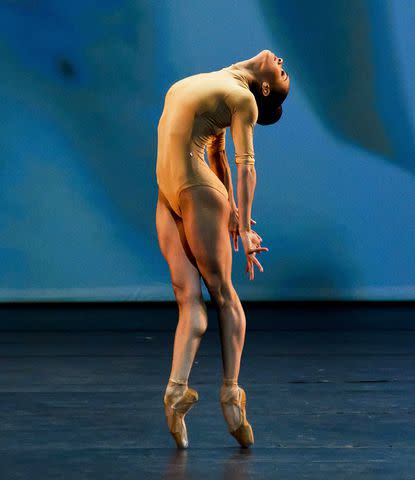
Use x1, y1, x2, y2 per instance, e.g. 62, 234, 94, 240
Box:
226, 87, 257, 119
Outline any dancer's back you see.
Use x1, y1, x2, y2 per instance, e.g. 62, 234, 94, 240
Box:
156, 64, 257, 216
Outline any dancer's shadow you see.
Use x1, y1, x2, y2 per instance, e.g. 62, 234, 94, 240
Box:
163, 449, 189, 479
163, 447, 253, 480
222, 448, 253, 480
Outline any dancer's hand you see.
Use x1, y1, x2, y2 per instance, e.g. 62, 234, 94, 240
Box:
228, 206, 256, 252
239, 229, 269, 281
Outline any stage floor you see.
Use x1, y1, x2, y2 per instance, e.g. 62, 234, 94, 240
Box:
0, 329, 414, 479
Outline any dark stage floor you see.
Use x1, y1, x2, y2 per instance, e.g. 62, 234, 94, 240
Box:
0, 329, 414, 479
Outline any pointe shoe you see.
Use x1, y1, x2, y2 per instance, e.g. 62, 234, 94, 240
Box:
220, 385, 254, 448
164, 386, 199, 449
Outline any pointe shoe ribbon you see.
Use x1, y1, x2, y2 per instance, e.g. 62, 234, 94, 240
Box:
164, 386, 199, 449
220, 386, 254, 448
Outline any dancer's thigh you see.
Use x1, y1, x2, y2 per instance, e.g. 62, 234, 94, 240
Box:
156, 188, 202, 297
178, 186, 232, 286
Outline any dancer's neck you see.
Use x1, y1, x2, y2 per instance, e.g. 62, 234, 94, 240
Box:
233, 56, 263, 89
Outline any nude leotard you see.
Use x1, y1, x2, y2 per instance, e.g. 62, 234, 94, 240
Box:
156, 63, 258, 216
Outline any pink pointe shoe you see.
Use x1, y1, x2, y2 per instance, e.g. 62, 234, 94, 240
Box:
220, 384, 254, 448
164, 383, 199, 449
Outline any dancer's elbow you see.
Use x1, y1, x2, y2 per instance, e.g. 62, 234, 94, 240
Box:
237, 163, 255, 176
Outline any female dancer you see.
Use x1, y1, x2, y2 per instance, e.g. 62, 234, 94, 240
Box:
155, 49, 290, 448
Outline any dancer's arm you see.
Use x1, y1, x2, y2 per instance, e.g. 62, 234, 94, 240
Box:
229, 93, 257, 232
206, 133, 237, 209
236, 163, 255, 232
230, 92, 268, 278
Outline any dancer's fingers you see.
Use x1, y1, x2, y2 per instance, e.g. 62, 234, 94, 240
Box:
233, 232, 238, 251
251, 247, 269, 254
245, 254, 253, 280
251, 254, 264, 272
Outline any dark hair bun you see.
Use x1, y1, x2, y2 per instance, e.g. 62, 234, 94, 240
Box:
250, 82, 286, 126
257, 103, 282, 126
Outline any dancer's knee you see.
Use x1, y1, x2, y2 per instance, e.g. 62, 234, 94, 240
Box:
204, 276, 235, 310
172, 284, 208, 336
173, 283, 203, 306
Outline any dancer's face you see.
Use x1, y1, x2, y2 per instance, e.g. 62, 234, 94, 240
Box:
257, 49, 290, 98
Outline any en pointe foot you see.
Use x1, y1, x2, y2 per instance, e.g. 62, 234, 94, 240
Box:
220, 384, 254, 448
164, 384, 199, 449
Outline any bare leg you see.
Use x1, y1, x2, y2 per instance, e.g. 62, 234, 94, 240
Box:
178, 186, 245, 384
217, 292, 246, 384
156, 189, 209, 448
179, 186, 252, 439
156, 189, 208, 389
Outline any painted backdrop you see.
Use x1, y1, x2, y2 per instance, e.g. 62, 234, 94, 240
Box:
1, 0, 414, 300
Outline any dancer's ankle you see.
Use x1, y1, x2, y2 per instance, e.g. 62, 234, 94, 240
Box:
168, 377, 188, 387
165, 377, 188, 402
222, 378, 239, 388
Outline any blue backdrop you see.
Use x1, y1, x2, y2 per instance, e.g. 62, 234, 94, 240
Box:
1, 0, 414, 301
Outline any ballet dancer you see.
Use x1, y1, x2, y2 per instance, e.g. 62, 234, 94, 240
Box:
155, 49, 290, 448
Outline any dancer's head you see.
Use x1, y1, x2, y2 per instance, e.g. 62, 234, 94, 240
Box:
246, 49, 290, 125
